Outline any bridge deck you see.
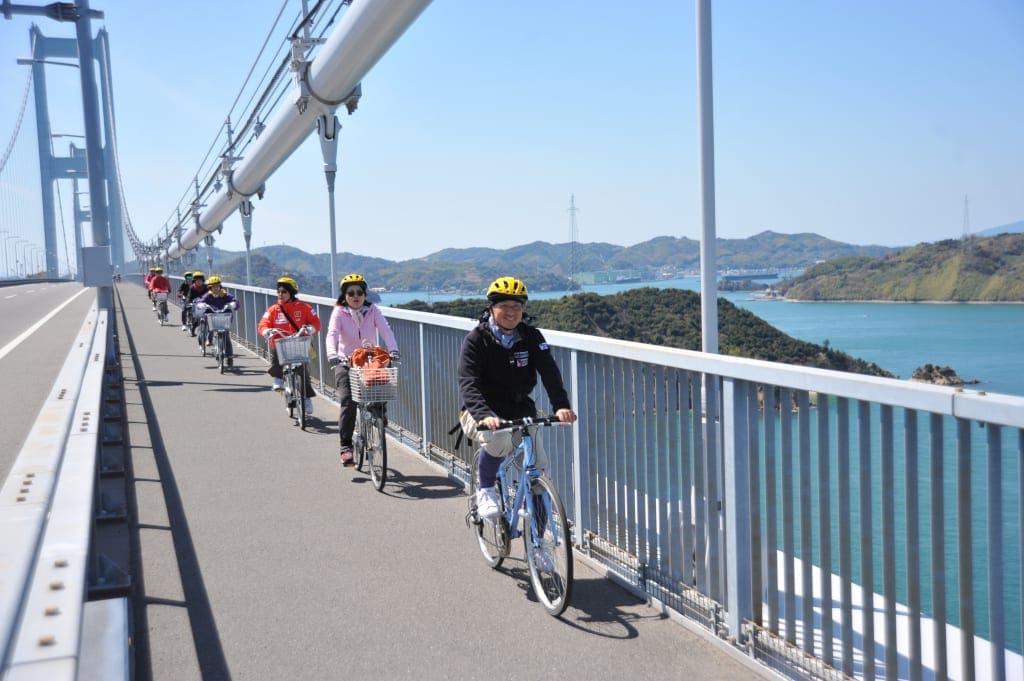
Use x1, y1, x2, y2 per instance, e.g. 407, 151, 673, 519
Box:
112, 283, 764, 680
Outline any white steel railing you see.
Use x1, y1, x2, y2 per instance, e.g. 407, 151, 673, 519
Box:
218, 279, 1023, 681
0, 306, 127, 679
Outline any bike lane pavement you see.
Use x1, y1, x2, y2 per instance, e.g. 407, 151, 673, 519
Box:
114, 282, 770, 681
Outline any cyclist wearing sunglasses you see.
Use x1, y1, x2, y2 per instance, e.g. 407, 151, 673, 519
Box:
326, 273, 400, 465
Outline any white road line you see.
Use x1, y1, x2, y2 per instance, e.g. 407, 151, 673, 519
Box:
0, 287, 90, 361
3, 295, 15, 299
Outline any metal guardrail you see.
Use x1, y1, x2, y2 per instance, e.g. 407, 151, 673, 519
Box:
0, 305, 126, 680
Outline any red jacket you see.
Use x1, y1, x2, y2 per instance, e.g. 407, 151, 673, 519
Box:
150, 275, 171, 293
258, 298, 321, 349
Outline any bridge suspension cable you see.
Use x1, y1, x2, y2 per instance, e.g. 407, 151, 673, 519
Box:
143, 0, 403, 264
151, 0, 322, 254
0, 66, 49, 278
0, 68, 32, 175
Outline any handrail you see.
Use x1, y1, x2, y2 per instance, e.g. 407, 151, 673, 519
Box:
0, 306, 109, 678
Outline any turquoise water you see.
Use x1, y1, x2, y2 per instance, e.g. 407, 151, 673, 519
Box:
381, 278, 1024, 398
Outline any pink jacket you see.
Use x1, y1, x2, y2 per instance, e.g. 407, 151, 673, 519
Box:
325, 303, 398, 362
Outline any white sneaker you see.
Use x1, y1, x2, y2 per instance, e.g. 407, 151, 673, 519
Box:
475, 487, 501, 520
272, 378, 284, 392
181, 325, 187, 331
304, 398, 314, 415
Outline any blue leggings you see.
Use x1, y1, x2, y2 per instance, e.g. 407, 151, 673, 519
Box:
478, 449, 502, 489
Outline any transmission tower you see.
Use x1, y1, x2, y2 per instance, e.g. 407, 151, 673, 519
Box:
961, 194, 973, 254
568, 194, 579, 285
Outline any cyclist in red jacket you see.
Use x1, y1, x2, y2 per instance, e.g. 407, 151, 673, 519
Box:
258, 276, 322, 414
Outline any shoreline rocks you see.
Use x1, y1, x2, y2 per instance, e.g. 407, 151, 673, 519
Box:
910, 364, 980, 387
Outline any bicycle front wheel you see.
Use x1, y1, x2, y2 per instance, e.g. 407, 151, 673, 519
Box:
523, 476, 573, 616
366, 408, 387, 491
470, 450, 509, 569
353, 407, 367, 471
198, 321, 207, 356
294, 366, 307, 429
217, 333, 226, 373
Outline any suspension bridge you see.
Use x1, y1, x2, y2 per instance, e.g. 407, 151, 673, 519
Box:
1, 2, 1022, 680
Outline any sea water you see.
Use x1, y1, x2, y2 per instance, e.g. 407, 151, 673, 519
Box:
380, 278, 1024, 398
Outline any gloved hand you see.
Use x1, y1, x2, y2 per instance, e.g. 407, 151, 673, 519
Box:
389, 350, 401, 362
328, 357, 340, 368
262, 328, 275, 340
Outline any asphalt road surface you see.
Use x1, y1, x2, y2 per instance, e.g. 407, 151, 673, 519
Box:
0, 281, 94, 482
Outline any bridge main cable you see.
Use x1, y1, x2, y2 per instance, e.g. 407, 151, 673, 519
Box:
167, 0, 432, 260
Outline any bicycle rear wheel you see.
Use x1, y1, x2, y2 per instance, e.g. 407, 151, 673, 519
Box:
366, 407, 387, 491
523, 476, 573, 616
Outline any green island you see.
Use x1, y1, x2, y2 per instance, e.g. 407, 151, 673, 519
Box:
775, 233, 1024, 302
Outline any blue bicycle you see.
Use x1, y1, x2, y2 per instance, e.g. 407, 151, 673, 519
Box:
466, 416, 574, 616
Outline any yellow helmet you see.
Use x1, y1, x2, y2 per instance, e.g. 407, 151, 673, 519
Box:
486, 276, 528, 303
153, 267, 163, 273
192, 271, 205, 280
184, 271, 194, 278
277, 276, 298, 295
340, 272, 366, 289
207, 275, 222, 286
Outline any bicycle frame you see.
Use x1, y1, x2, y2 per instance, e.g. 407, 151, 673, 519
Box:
495, 429, 542, 538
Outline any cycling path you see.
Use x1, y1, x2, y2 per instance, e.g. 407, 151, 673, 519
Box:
113, 282, 769, 681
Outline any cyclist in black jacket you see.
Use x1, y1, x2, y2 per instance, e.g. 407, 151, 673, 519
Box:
457, 276, 576, 519
177, 271, 194, 329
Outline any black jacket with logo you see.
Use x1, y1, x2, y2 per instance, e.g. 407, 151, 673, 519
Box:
458, 319, 571, 422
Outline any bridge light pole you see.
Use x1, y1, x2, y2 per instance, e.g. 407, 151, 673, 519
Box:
0, 231, 9, 278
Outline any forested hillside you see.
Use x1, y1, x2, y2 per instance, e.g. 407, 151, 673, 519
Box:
777, 234, 1024, 301
160, 230, 897, 298
400, 288, 894, 378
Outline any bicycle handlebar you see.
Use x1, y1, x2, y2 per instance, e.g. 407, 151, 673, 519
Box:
491, 416, 571, 430
266, 325, 316, 337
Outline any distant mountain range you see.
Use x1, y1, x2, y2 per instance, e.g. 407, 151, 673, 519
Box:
974, 220, 1024, 238
776, 233, 1024, 301
150, 230, 898, 297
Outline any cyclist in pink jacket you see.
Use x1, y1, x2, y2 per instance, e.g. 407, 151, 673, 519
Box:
325, 273, 399, 465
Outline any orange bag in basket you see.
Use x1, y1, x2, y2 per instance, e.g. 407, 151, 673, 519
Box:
351, 346, 391, 385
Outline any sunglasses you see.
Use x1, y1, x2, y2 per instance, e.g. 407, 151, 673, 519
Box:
345, 289, 366, 297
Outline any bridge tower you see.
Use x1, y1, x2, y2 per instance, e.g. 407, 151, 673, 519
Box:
568, 194, 579, 285
21, 23, 124, 278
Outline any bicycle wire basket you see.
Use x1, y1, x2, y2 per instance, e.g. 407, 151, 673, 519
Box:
206, 312, 233, 332
275, 334, 313, 365
349, 366, 399, 403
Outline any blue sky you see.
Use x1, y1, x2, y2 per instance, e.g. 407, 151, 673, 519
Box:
1, 0, 1022, 265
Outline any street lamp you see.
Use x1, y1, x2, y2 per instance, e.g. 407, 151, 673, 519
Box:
0, 230, 9, 278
